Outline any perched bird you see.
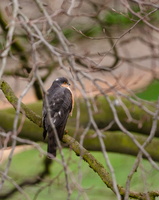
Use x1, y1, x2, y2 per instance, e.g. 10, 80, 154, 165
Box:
42, 77, 74, 157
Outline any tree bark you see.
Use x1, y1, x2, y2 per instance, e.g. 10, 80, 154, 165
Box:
0, 80, 159, 161
1, 108, 159, 161
1, 79, 157, 136
1, 80, 159, 199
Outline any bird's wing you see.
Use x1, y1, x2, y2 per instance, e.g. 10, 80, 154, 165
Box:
42, 101, 48, 139
43, 87, 72, 136
49, 87, 72, 127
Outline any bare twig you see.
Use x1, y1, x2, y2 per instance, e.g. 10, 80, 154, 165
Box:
0, 0, 19, 79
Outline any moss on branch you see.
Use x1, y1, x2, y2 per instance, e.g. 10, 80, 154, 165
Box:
0, 80, 42, 127
1, 80, 159, 161
63, 134, 114, 189
1, 81, 158, 137
62, 134, 159, 200
1, 80, 159, 199
1, 108, 159, 162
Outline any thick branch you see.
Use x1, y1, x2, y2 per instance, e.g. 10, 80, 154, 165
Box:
1, 80, 159, 199
1, 109, 159, 161
1, 79, 158, 137
1, 80, 159, 161
63, 134, 159, 200
0, 80, 42, 127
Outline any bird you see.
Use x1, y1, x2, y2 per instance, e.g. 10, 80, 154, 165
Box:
42, 77, 74, 157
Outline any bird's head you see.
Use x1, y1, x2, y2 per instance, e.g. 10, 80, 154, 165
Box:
53, 77, 71, 88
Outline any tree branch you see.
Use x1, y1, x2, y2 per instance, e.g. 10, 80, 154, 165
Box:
1, 80, 159, 199
62, 134, 159, 200
0, 80, 42, 127
1, 80, 159, 161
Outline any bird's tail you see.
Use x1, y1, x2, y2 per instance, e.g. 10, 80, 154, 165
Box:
48, 132, 57, 157
47, 127, 65, 157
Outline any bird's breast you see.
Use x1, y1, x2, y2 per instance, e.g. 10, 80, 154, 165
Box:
61, 84, 74, 116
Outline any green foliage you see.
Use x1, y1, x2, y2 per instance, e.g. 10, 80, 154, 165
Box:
150, 10, 159, 25
103, 11, 133, 27
63, 28, 74, 38
51, 29, 75, 45
101, 5, 159, 28
82, 25, 102, 37
136, 80, 159, 101
45, 7, 159, 46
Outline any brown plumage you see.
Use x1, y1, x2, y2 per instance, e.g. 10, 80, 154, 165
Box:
42, 77, 73, 157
